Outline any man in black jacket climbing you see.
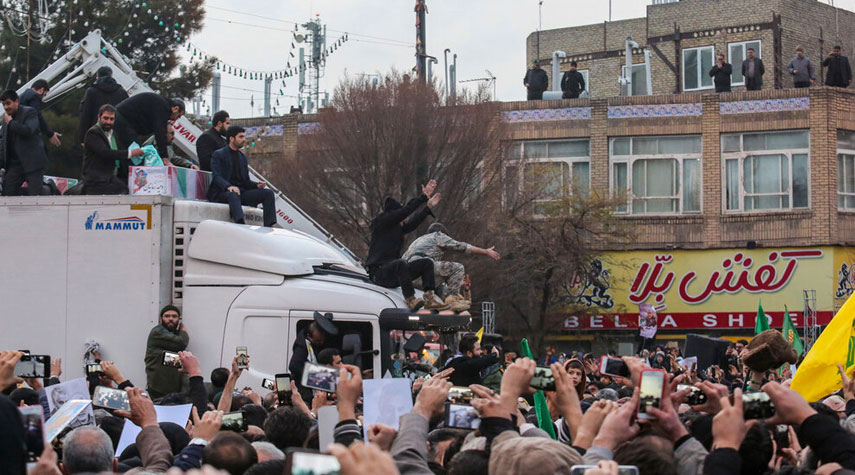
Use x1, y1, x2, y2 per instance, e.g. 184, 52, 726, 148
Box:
365, 179, 447, 310
114, 92, 184, 167
78, 66, 129, 144
446, 332, 499, 387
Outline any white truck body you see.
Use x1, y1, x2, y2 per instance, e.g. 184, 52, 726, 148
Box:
0, 196, 409, 388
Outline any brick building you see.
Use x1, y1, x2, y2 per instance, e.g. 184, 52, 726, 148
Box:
526, 0, 855, 97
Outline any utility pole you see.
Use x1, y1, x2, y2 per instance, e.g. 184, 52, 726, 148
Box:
537, 0, 543, 61
415, 0, 428, 84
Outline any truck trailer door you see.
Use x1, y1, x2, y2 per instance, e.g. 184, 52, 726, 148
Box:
221, 308, 290, 387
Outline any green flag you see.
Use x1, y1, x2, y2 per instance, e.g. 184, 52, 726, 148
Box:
520, 339, 556, 440
782, 305, 804, 357
755, 301, 771, 335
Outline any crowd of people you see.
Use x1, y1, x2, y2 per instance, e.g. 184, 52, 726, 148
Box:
5, 306, 855, 475
524, 45, 852, 99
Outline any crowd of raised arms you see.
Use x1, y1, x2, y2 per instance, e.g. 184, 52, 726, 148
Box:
4, 320, 855, 475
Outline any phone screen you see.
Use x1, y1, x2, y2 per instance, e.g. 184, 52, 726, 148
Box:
92, 386, 131, 411
276, 374, 292, 393
638, 370, 665, 419
262, 378, 275, 391
445, 402, 481, 429
19, 406, 44, 463
302, 362, 338, 393
288, 451, 341, 475
571, 466, 639, 475
86, 363, 104, 375
236, 347, 249, 369
221, 411, 247, 432
601, 357, 630, 378
14, 355, 49, 379
162, 351, 182, 368
530, 367, 555, 391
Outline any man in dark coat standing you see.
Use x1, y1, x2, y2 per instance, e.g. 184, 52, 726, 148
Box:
19, 79, 61, 147
82, 104, 143, 195
741, 47, 764, 91
0, 90, 48, 196
196, 110, 229, 172
144, 305, 190, 399
78, 66, 129, 144
364, 180, 447, 311
710, 53, 733, 92
823, 45, 853, 88
114, 92, 184, 161
524, 60, 548, 100
207, 125, 276, 227
560, 61, 586, 99
289, 312, 339, 402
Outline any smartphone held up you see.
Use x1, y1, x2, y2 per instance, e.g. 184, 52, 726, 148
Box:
637, 369, 666, 420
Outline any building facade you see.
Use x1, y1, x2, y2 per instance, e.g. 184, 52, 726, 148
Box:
526, 0, 855, 97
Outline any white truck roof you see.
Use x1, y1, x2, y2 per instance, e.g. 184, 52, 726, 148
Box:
187, 220, 365, 276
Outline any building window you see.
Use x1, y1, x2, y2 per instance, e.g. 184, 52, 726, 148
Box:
722, 130, 809, 212
579, 69, 590, 95
504, 140, 591, 214
729, 40, 761, 86
621, 63, 649, 96
610, 136, 702, 215
838, 130, 855, 210
683, 46, 715, 91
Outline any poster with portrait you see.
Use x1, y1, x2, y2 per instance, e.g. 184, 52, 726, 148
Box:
639, 304, 659, 339
43, 377, 95, 430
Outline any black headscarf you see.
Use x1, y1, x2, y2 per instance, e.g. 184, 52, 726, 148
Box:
383, 197, 402, 212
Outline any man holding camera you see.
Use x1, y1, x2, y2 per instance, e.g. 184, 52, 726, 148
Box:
144, 305, 190, 399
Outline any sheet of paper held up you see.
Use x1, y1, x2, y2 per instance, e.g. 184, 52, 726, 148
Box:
115, 404, 193, 455
361, 378, 413, 442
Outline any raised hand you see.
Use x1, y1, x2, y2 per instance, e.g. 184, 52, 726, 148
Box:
422, 179, 437, 197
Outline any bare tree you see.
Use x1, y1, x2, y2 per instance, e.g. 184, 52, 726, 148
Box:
469, 164, 630, 356
275, 71, 505, 258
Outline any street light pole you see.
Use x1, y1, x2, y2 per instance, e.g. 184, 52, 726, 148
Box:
537, 1, 543, 61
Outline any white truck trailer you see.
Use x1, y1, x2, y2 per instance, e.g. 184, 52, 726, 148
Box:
0, 195, 469, 388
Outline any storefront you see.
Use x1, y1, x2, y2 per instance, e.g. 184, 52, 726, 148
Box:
558, 246, 855, 342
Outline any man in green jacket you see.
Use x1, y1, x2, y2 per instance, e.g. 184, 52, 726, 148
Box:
144, 305, 190, 399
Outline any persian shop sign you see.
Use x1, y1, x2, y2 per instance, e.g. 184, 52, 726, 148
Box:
561, 247, 847, 330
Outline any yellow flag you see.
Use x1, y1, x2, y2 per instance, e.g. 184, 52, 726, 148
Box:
791, 293, 855, 402
476, 327, 485, 343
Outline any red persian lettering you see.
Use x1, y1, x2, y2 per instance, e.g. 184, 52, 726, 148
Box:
628, 255, 675, 305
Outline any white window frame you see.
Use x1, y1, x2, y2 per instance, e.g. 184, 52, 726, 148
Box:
721, 131, 810, 214
682, 45, 715, 92
621, 63, 650, 96
839, 151, 855, 211
579, 69, 590, 95
503, 139, 591, 213
609, 136, 703, 216
837, 131, 855, 211
728, 40, 762, 86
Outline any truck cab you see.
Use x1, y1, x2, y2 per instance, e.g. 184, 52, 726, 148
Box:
183, 220, 471, 387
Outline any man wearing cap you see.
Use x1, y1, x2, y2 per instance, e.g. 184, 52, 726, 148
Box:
289, 311, 339, 401
143, 305, 189, 399
523, 60, 548, 100
402, 222, 500, 311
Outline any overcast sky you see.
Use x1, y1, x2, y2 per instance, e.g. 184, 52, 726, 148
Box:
188, 0, 852, 119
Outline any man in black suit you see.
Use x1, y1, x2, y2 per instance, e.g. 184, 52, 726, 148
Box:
207, 125, 276, 227
0, 90, 49, 196
19, 79, 62, 147
82, 104, 144, 195
196, 110, 229, 171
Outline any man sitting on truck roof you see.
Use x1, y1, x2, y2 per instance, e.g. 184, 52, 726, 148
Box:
82, 104, 144, 195
402, 222, 501, 312
207, 125, 276, 227
364, 180, 447, 311
144, 305, 190, 399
